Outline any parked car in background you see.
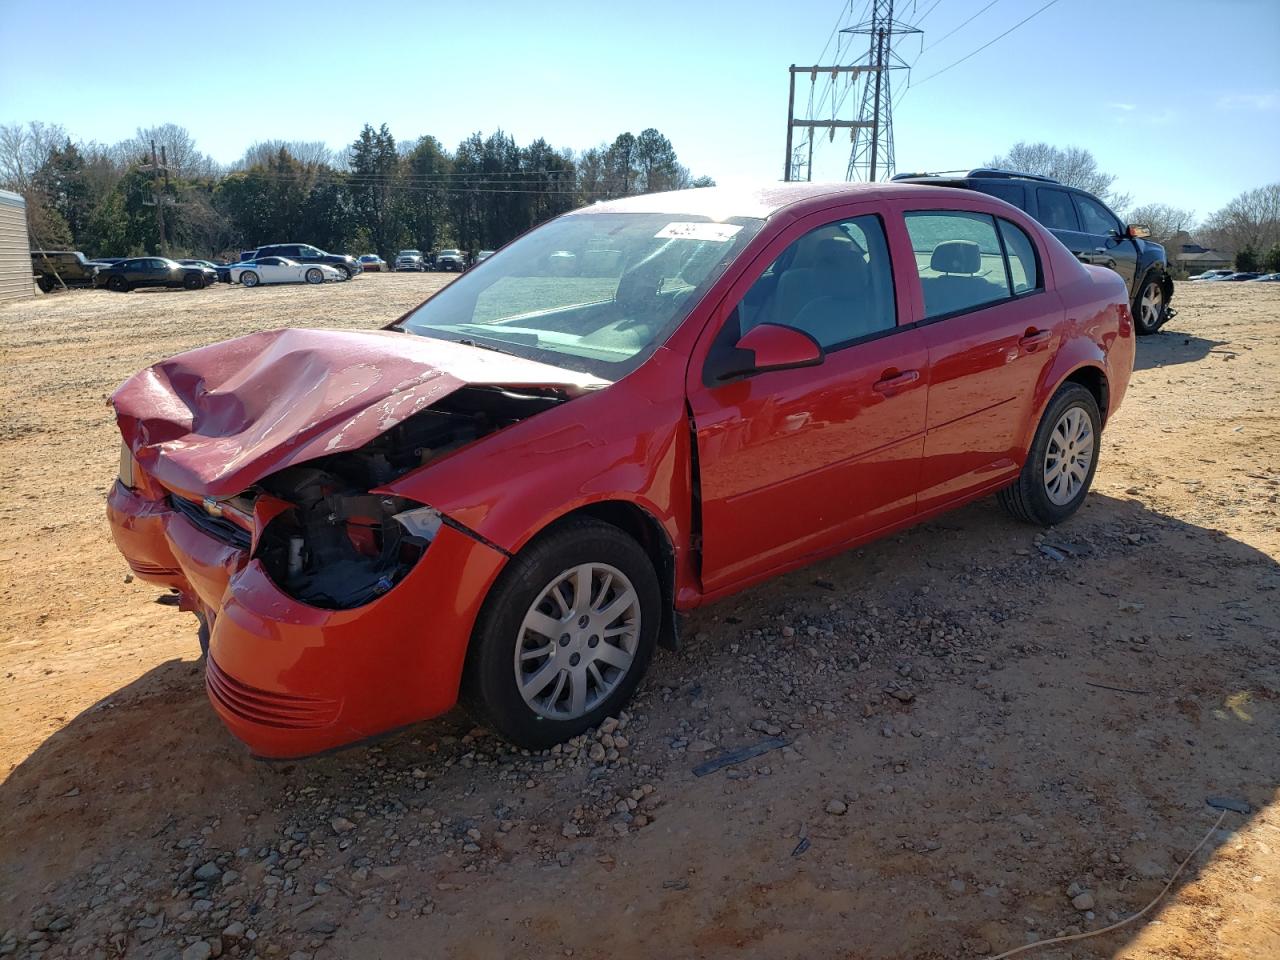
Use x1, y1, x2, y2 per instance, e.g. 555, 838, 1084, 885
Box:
178, 258, 232, 283
359, 254, 386, 272
893, 169, 1174, 334
250, 243, 361, 280
1221, 272, 1262, 282
1250, 273, 1280, 282
31, 250, 101, 292
395, 250, 426, 272
473, 250, 495, 268
434, 248, 466, 272
107, 181, 1134, 757
1190, 269, 1234, 281
231, 257, 341, 287
94, 257, 217, 292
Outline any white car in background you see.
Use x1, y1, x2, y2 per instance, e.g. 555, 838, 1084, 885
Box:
231, 257, 342, 287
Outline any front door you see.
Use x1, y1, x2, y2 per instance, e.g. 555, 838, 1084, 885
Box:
1072, 192, 1138, 293
686, 209, 929, 594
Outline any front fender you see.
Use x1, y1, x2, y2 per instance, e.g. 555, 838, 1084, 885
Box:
383, 347, 694, 560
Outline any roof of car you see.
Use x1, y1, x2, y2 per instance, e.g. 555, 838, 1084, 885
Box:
581, 181, 943, 220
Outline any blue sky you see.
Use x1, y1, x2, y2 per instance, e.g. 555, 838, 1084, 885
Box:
1, 0, 1276, 219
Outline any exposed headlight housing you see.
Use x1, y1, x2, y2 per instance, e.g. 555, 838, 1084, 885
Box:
118, 441, 137, 490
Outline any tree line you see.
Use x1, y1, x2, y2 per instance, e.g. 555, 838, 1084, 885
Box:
0, 121, 714, 261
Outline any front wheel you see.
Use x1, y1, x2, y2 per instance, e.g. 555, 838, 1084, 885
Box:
1134, 273, 1165, 335
240, 271, 260, 288
464, 519, 660, 749
338, 265, 352, 280
998, 382, 1101, 526
183, 273, 202, 290
108, 276, 128, 293
305, 267, 324, 284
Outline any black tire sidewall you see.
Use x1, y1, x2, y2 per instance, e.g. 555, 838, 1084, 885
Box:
467, 521, 660, 749
242, 272, 258, 287
109, 276, 127, 292
1021, 384, 1102, 525
183, 274, 200, 290
1134, 273, 1162, 335
306, 268, 322, 284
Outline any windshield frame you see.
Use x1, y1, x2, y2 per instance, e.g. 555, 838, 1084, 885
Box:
398, 211, 764, 379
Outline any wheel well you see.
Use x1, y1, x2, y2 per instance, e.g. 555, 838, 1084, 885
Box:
561, 501, 680, 650
1065, 366, 1109, 426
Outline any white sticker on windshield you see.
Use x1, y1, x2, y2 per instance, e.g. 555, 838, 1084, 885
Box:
654, 222, 743, 242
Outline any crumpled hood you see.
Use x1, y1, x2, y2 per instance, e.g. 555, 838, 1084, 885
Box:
112, 327, 603, 498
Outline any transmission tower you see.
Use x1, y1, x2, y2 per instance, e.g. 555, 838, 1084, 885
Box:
783, 65, 875, 182
843, 0, 921, 182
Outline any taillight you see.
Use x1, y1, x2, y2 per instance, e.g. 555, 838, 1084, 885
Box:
118, 442, 137, 490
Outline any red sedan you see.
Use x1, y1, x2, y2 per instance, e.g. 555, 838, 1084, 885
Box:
108, 183, 1134, 758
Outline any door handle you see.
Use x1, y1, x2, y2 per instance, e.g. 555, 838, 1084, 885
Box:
1018, 329, 1052, 353
872, 369, 920, 396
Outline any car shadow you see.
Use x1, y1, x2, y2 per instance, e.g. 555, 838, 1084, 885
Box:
1135, 329, 1229, 370
1, 492, 1276, 958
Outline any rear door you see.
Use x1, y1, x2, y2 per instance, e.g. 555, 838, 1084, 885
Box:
1072, 192, 1138, 294
1033, 187, 1092, 264
685, 204, 930, 592
898, 206, 1061, 511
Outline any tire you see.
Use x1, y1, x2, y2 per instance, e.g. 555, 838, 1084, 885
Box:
464, 518, 660, 749
183, 273, 202, 290
998, 382, 1102, 526
240, 271, 260, 288
305, 267, 324, 284
107, 275, 129, 293
36, 275, 54, 293
1134, 272, 1165, 335
337, 265, 352, 280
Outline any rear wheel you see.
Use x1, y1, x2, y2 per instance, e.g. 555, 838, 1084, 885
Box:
36, 275, 54, 293
240, 271, 260, 288
998, 382, 1101, 526
305, 267, 324, 284
1134, 273, 1164, 335
464, 519, 660, 749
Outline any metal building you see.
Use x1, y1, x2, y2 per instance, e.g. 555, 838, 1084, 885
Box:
0, 190, 33, 304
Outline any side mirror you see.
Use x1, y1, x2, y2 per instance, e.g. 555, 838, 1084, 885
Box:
1127, 224, 1151, 239
710, 322, 824, 382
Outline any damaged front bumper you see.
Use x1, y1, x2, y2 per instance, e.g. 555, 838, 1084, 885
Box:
107, 479, 508, 758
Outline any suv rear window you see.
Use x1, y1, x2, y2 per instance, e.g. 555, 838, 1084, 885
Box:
1036, 189, 1079, 231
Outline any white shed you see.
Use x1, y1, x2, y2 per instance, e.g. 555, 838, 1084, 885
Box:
0, 190, 33, 304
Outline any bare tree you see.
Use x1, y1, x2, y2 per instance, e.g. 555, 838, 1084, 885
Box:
0, 121, 68, 190
111, 124, 219, 178
986, 141, 1129, 209
236, 140, 335, 170
1202, 183, 1280, 256
1125, 203, 1196, 246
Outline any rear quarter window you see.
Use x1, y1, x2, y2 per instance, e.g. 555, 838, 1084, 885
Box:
970, 180, 1027, 211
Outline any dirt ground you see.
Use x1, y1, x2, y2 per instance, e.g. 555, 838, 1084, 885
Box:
1, 275, 1277, 960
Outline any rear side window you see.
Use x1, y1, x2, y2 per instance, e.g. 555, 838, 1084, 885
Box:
972, 180, 1027, 211
1074, 195, 1120, 236
904, 211, 1011, 319
1036, 189, 1079, 231
998, 219, 1041, 294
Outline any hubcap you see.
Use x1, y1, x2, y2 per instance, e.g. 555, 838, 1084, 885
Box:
1043, 406, 1094, 506
1140, 282, 1161, 327
514, 563, 640, 721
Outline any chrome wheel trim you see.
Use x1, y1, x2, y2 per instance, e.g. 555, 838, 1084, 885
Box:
1043, 406, 1095, 506
306, 268, 322, 284
1140, 281, 1162, 328
514, 562, 640, 721
242, 272, 258, 287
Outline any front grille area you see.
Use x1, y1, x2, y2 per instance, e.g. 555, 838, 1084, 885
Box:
168, 494, 252, 551
206, 658, 339, 730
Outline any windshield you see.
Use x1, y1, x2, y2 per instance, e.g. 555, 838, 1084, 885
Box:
401, 212, 762, 378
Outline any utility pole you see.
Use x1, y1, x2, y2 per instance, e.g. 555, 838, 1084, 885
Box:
149, 139, 167, 254
843, 0, 921, 182
782, 65, 875, 182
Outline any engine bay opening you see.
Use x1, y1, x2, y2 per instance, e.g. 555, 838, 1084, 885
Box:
253, 384, 570, 609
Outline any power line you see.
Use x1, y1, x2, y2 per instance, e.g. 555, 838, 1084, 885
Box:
922, 0, 1000, 51
913, 0, 1063, 86
914, 0, 945, 25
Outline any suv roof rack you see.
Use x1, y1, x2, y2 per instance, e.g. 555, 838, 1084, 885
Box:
965, 168, 1060, 184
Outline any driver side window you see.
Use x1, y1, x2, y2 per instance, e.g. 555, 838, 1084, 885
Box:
734, 215, 897, 350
